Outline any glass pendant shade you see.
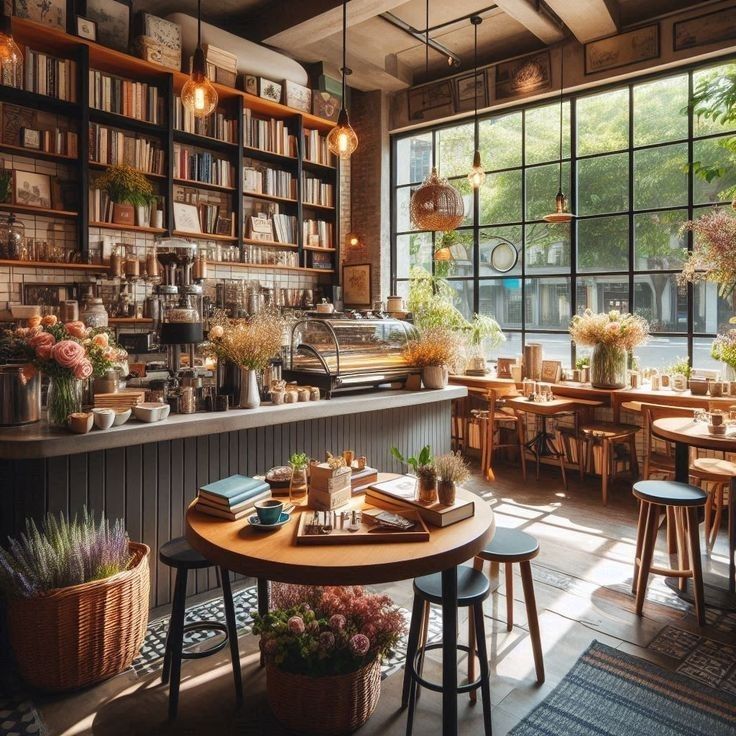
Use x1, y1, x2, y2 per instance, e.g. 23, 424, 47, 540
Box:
0, 21, 22, 82
181, 48, 217, 118
410, 167, 465, 232
327, 109, 358, 159
543, 190, 574, 223
467, 150, 486, 189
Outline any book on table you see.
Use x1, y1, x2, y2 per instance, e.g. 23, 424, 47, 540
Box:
365, 475, 474, 528
198, 475, 271, 508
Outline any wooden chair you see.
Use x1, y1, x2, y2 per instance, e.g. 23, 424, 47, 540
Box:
690, 457, 736, 555
640, 403, 697, 481
471, 386, 522, 481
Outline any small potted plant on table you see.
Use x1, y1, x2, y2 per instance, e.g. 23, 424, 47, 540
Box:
433, 451, 470, 505
391, 444, 436, 502
95, 163, 156, 226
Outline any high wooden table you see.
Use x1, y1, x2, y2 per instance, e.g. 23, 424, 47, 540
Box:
652, 417, 736, 608
186, 482, 495, 736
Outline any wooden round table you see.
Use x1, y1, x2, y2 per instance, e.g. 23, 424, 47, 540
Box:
652, 417, 736, 605
186, 485, 495, 736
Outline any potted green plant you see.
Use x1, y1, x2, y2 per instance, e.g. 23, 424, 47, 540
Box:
465, 313, 505, 374
95, 164, 155, 226
288, 451, 310, 505
391, 444, 436, 502
0, 509, 149, 691
433, 451, 470, 505
254, 584, 404, 735
402, 326, 461, 389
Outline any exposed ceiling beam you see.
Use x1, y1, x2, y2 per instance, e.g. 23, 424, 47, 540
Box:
544, 0, 618, 43
493, 0, 565, 44
379, 11, 462, 68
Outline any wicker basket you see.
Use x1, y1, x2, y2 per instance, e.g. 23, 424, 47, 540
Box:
6, 542, 150, 692
266, 657, 382, 735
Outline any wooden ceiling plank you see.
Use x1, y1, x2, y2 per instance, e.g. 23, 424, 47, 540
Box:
544, 0, 619, 43
494, 0, 565, 44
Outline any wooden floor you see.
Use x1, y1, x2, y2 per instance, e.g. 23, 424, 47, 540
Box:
34, 460, 736, 736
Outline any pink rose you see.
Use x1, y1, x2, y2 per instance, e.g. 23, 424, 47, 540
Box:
41, 315, 58, 326
65, 321, 88, 339
348, 633, 370, 657
29, 331, 55, 350
36, 344, 53, 361
287, 616, 305, 635
51, 340, 86, 369
73, 360, 93, 380
92, 332, 109, 348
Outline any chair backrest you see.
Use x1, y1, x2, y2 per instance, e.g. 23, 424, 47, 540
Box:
640, 402, 695, 458
484, 384, 519, 417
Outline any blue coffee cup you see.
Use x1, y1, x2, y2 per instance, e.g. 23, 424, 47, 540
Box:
255, 499, 284, 525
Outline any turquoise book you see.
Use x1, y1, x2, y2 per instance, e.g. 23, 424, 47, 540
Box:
199, 475, 270, 506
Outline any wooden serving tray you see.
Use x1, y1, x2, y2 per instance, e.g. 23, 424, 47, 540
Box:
295, 507, 430, 545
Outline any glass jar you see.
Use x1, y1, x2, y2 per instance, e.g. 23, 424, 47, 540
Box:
47, 375, 83, 427
80, 297, 109, 328
6, 213, 25, 260
589, 343, 627, 390
289, 463, 309, 506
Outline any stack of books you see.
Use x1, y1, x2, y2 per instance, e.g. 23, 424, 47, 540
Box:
301, 174, 334, 207
89, 124, 165, 175
243, 165, 296, 199
173, 144, 235, 188
302, 219, 333, 249
204, 45, 238, 87
22, 49, 78, 101
89, 70, 161, 124
196, 475, 271, 520
174, 96, 237, 142
303, 128, 333, 166
271, 212, 297, 244
243, 109, 297, 157
350, 465, 379, 494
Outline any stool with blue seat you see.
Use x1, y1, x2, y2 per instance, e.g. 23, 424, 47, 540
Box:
159, 537, 243, 719
401, 565, 492, 736
632, 480, 707, 626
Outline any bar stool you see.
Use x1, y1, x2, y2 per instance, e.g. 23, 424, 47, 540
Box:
631, 481, 707, 626
471, 387, 522, 482
401, 566, 492, 736
159, 537, 243, 719
470, 528, 544, 694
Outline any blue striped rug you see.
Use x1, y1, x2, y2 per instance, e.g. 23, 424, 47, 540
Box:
510, 641, 736, 736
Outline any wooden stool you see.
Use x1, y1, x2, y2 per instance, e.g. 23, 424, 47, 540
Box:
631, 481, 707, 626
471, 528, 544, 694
402, 566, 492, 736
159, 537, 243, 719
580, 422, 640, 505
690, 457, 736, 555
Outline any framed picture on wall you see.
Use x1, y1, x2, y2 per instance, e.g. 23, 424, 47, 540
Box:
75, 16, 97, 41
342, 263, 372, 307
453, 70, 488, 113
82, 0, 132, 53
673, 8, 736, 51
407, 80, 454, 122
13, 0, 66, 31
14, 170, 51, 209
541, 360, 562, 384
495, 51, 551, 101
584, 24, 659, 75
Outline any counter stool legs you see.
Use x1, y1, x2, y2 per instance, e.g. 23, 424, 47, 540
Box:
519, 562, 545, 685
258, 578, 270, 667
401, 596, 426, 709
221, 567, 243, 706
442, 567, 459, 736
632, 501, 647, 595
163, 567, 189, 720
472, 602, 492, 736
685, 507, 706, 624
635, 503, 659, 616
505, 564, 514, 632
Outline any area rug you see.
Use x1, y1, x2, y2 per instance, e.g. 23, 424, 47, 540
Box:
509, 641, 736, 736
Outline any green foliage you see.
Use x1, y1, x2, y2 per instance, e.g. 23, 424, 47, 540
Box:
95, 164, 156, 207
390, 444, 432, 473
406, 267, 468, 332
289, 452, 309, 469
665, 356, 692, 378
0, 169, 12, 204
575, 355, 590, 370
468, 313, 504, 348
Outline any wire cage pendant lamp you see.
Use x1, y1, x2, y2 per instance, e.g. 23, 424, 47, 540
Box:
181, 0, 218, 118
467, 15, 485, 189
327, 0, 358, 159
543, 47, 574, 223
410, 0, 465, 233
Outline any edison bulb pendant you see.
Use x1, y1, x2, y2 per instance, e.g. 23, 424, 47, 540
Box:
181, 75, 218, 119
467, 150, 486, 189
543, 189, 575, 223
327, 108, 358, 159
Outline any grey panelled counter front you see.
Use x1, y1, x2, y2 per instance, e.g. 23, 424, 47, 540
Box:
0, 386, 466, 608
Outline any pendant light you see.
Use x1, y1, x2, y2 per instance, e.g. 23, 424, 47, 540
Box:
409, 0, 465, 232
467, 16, 485, 189
327, 0, 358, 159
0, 12, 22, 78
543, 47, 574, 223
181, 0, 218, 119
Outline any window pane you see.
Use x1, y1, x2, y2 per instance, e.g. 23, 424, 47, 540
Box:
577, 88, 629, 155
479, 278, 522, 329
396, 232, 433, 279
437, 123, 474, 178
447, 280, 474, 320
693, 337, 723, 372
525, 162, 570, 221
634, 337, 688, 372
633, 74, 688, 146
634, 273, 687, 332
488, 331, 521, 362
634, 209, 687, 270
396, 132, 433, 185
634, 143, 688, 209
525, 222, 570, 274
577, 215, 629, 272
525, 101, 570, 165
479, 169, 522, 225
525, 332, 571, 367
577, 275, 629, 313
693, 281, 733, 334
577, 153, 629, 215
479, 111, 522, 171
448, 176, 475, 227
692, 136, 736, 204
479, 225, 522, 277
439, 229, 474, 278
396, 186, 416, 232
693, 63, 736, 137
525, 277, 571, 329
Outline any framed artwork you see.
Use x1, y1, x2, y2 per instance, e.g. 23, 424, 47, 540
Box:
674, 8, 736, 51
284, 80, 311, 113
172, 202, 201, 233
215, 215, 233, 236
496, 357, 517, 379
495, 51, 551, 101
23, 282, 80, 307
259, 78, 282, 103
312, 91, 340, 122
83, 0, 131, 53
13, 0, 65, 30
243, 75, 258, 95
246, 214, 274, 241
20, 127, 40, 150
407, 80, 454, 121
14, 170, 51, 209
342, 263, 372, 307
453, 70, 488, 113
75, 16, 97, 41
541, 360, 562, 384
584, 24, 659, 75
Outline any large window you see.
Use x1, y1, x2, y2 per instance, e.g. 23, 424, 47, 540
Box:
391, 61, 736, 370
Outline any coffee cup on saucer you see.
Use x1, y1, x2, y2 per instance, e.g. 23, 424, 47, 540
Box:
254, 499, 284, 525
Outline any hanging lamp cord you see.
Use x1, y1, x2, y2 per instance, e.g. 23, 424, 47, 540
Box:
425, 0, 429, 74
474, 20, 478, 124
558, 47, 564, 192
341, 0, 347, 104
197, 0, 202, 49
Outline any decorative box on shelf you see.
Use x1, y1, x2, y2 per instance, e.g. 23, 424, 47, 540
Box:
133, 13, 182, 71
308, 462, 352, 510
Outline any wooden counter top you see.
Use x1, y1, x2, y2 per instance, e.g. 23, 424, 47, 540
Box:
0, 386, 467, 460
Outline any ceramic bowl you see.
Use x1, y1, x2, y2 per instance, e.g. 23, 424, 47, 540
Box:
92, 407, 115, 430
112, 407, 131, 426
158, 402, 171, 420
133, 403, 164, 423
68, 412, 94, 434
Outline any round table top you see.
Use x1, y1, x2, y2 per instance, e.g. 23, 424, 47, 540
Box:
652, 417, 736, 452
185, 482, 495, 586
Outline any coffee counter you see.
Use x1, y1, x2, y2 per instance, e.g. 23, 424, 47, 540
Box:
0, 386, 466, 608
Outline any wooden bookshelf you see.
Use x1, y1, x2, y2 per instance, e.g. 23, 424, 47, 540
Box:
90, 221, 167, 234
0, 142, 77, 162
243, 190, 298, 204
243, 238, 299, 249
243, 146, 298, 165
171, 230, 238, 242
88, 162, 167, 180
303, 245, 337, 252
0, 259, 106, 271
172, 177, 236, 193
174, 130, 239, 153
208, 260, 334, 275
302, 201, 336, 212
0, 202, 78, 218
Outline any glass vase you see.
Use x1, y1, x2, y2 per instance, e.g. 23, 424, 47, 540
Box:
589, 343, 627, 390
723, 362, 736, 382
46, 374, 83, 427
289, 464, 309, 506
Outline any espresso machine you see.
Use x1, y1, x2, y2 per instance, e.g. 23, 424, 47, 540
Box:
154, 238, 204, 374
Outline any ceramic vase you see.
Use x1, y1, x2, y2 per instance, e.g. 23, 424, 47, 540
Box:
238, 368, 261, 409
437, 479, 456, 505
422, 365, 449, 389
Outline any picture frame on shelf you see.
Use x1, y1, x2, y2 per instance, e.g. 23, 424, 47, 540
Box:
75, 15, 97, 41
259, 78, 282, 104
215, 215, 233, 236
20, 127, 40, 150
14, 170, 51, 209
172, 201, 202, 233
673, 7, 736, 51
243, 75, 258, 95
246, 215, 274, 241
407, 80, 453, 121
496, 357, 517, 379
495, 51, 551, 100
541, 360, 562, 384
312, 91, 340, 122
584, 24, 659, 74
284, 80, 312, 113
82, 0, 132, 54
23, 282, 80, 307
13, 0, 66, 31
453, 70, 488, 113
342, 263, 372, 307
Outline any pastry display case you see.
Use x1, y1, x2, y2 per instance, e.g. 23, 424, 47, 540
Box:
284, 315, 419, 397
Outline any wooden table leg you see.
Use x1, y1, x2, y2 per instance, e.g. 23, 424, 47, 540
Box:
258, 577, 270, 667
601, 439, 609, 506
517, 412, 527, 481
441, 566, 458, 736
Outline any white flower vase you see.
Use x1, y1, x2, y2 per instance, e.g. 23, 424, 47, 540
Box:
238, 368, 261, 409
422, 365, 449, 389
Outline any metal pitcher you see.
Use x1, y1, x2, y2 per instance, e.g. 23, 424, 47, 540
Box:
0, 364, 40, 425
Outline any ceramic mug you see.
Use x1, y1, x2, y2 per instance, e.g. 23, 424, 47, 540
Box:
254, 499, 283, 525
92, 407, 115, 430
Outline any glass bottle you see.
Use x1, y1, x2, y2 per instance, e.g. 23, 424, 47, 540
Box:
6, 213, 24, 260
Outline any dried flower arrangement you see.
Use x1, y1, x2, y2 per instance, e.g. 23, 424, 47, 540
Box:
402, 326, 462, 370
678, 208, 736, 297
0, 509, 130, 598
433, 451, 470, 485
253, 585, 405, 677
95, 164, 156, 207
569, 309, 649, 351
206, 310, 286, 371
